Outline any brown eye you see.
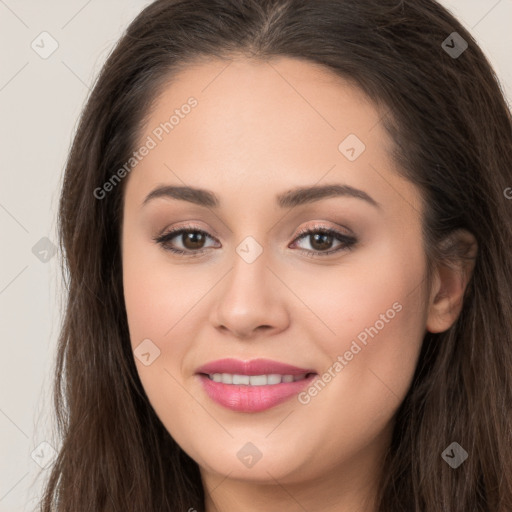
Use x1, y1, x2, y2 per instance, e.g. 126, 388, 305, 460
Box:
181, 231, 207, 250
291, 226, 357, 257
153, 226, 218, 256
308, 232, 335, 251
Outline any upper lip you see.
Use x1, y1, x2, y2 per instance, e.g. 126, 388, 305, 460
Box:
195, 358, 317, 376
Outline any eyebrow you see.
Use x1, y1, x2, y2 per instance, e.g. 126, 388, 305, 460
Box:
142, 183, 381, 210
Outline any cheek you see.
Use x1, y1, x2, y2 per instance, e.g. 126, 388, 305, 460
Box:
122, 242, 199, 424
293, 228, 427, 356
122, 225, 200, 347
122, 246, 168, 348
297, 237, 428, 444
122, 230, 217, 409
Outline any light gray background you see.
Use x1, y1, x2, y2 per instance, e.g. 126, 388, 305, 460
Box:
0, 1, 511, 510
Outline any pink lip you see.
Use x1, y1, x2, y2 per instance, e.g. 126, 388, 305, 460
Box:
195, 358, 316, 376
195, 358, 318, 413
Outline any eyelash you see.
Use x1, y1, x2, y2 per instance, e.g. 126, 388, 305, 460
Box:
152, 223, 357, 259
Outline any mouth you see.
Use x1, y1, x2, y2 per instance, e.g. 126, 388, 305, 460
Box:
194, 358, 318, 412
194, 359, 319, 412
199, 372, 317, 386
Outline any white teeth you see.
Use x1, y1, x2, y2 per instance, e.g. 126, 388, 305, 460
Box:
207, 373, 308, 385
267, 374, 282, 385
249, 375, 267, 386
232, 374, 249, 385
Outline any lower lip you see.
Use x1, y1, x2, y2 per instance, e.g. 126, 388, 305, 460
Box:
196, 373, 318, 413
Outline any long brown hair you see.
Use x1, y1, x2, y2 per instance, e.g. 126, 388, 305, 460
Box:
39, 0, 512, 510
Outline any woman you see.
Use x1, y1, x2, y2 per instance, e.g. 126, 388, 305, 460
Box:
40, 0, 512, 510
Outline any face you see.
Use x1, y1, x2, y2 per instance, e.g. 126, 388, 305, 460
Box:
121, 56, 431, 498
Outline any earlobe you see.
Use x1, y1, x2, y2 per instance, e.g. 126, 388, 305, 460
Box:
425, 230, 478, 334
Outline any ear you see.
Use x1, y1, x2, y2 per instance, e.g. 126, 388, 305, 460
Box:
426, 230, 478, 334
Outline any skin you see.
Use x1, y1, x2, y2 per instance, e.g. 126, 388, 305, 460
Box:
121, 56, 477, 512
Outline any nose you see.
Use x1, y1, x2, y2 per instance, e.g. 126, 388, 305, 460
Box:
209, 250, 290, 340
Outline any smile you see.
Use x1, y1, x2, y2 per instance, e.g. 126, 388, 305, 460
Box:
197, 373, 318, 413
205, 373, 314, 385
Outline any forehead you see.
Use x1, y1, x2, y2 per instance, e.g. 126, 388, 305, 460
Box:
139, 56, 383, 157
124, 56, 420, 216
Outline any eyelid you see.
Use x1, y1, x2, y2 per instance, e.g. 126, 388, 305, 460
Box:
292, 221, 354, 239
154, 222, 218, 245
